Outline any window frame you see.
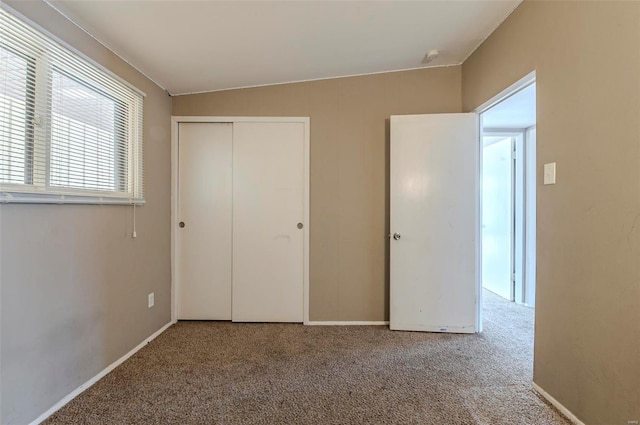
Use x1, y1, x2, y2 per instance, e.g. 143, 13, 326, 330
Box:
0, 5, 145, 205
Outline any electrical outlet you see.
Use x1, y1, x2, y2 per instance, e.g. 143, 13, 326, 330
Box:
148, 292, 155, 308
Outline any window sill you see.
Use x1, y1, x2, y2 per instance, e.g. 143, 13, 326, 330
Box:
0, 191, 145, 205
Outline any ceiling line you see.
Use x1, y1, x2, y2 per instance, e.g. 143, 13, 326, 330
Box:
42, 0, 170, 94
171, 62, 462, 97
459, 0, 523, 65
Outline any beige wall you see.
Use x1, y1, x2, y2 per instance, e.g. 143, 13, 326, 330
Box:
173, 67, 462, 321
463, 1, 640, 424
0, 2, 172, 424
6, 1, 637, 424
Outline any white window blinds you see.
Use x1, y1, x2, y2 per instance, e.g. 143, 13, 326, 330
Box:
0, 7, 144, 204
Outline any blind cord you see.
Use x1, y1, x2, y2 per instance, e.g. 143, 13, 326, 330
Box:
132, 203, 137, 238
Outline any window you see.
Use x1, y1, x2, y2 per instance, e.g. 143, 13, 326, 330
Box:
0, 44, 34, 185
0, 7, 144, 204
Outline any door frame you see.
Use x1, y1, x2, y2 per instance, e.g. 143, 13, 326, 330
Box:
170, 116, 311, 324
474, 70, 536, 331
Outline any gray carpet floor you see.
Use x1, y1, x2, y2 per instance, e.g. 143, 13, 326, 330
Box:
45, 290, 571, 424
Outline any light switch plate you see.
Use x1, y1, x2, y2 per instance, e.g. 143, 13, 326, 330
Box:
148, 292, 155, 308
544, 162, 556, 185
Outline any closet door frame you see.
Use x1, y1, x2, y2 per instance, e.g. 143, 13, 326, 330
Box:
170, 116, 310, 324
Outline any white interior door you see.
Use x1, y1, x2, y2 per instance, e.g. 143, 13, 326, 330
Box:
177, 123, 232, 320
390, 113, 478, 333
232, 122, 305, 322
481, 136, 514, 300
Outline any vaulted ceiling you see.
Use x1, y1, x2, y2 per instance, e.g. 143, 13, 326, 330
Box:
49, 0, 521, 95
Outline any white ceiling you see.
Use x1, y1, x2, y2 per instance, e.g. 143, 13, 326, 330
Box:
482, 83, 536, 129
48, 0, 521, 95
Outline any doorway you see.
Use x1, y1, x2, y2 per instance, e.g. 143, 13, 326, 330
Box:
480, 80, 536, 308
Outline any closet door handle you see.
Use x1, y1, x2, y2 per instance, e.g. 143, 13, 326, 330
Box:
297, 223, 304, 229
179, 221, 185, 228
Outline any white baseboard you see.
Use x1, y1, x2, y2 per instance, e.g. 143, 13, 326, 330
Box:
29, 320, 176, 425
533, 382, 585, 425
306, 321, 389, 326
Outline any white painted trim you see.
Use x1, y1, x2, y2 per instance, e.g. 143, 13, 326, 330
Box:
390, 323, 475, 333
475, 113, 483, 333
474, 71, 536, 115
482, 131, 524, 148
171, 64, 460, 97
522, 125, 537, 307
171, 116, 311, 325
173, 116, 311, 124
0, 193, 145, 205
533, 383, 586, 425
483, 128, 528, 135
302, 119, 311, 325
171, 120, 179, 323
307, 321, 390, 326
29, 320, 175, 425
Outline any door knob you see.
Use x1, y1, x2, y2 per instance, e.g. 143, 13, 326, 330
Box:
179, 221, 185, 228
297, 223, 304, 229
393, 233, 401, 240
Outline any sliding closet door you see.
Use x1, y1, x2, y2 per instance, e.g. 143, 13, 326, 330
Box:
232, 122, 305, 322
177, 123, 232, 320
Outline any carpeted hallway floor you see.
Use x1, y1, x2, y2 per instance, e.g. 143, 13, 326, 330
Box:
45, 290, 570, 424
